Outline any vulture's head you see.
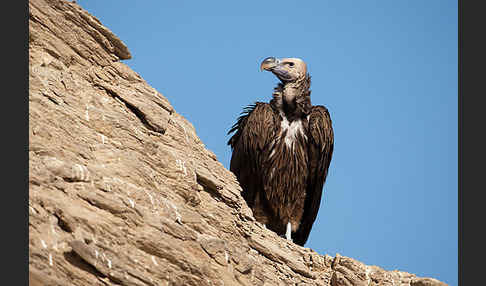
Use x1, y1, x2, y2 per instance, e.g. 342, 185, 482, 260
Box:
260, 57, 307, 83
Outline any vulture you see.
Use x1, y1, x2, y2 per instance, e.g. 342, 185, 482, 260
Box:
227, 57, 334, 246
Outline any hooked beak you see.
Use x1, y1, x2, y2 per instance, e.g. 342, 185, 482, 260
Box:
260, 57, 280, 71
260, 57, 292, 82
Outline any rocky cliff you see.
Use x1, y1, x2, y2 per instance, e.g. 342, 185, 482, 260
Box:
28, 0, 448, 285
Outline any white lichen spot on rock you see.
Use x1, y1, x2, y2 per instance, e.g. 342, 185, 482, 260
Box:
151, 255, 158, 266
176, 159, 188, 176
181, 124, 189, 142
127, 198, 135, 208
85, 104, 90, 121
144, 190, 155, 206
249, 249, 259, 256
364, 265, 371, 284
94, 249, 99, 267
72, 164, 89, 181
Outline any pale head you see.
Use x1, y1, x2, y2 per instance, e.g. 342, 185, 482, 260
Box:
260, 57, 307, 83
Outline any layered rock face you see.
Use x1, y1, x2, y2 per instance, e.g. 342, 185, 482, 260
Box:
28, 0, 448, 285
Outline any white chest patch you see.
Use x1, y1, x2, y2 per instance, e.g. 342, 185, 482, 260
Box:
280, 114, 306, 148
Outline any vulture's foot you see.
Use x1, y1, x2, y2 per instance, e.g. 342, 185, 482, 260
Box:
285, 222, 293, 242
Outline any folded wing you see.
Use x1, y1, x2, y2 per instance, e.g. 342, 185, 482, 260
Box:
294, 105, 334, 245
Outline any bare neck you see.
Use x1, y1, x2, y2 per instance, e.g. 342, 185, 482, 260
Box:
270, 75, 312, 120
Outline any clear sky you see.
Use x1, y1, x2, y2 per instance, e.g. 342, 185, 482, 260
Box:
80, 1, 458, 285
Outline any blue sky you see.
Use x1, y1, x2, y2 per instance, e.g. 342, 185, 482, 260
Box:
80, 1, 458, 285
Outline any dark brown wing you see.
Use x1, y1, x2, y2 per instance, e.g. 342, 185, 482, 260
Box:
294, 105, 334, 246
227, 102, 279, 208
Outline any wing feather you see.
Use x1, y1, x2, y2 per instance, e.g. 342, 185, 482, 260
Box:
294, 105, 334, 246
227, 102, 278, 207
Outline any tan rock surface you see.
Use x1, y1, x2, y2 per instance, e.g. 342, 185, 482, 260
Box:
28, 0, 448, 285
